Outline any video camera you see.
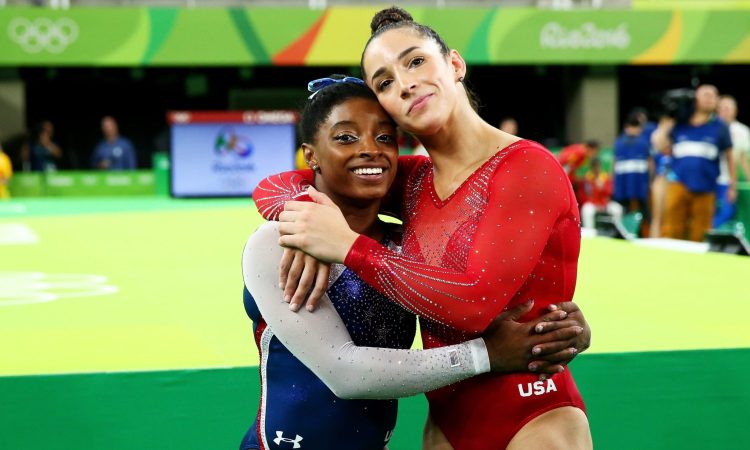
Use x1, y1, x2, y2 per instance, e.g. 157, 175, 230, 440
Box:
658, 88, 695, 124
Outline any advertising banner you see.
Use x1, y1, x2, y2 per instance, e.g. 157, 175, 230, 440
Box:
0, 7, 748, 66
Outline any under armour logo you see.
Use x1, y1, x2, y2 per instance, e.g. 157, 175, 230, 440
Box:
273, 431, 303, 448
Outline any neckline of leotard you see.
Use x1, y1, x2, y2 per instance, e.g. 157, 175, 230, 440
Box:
425, 138, 529, 208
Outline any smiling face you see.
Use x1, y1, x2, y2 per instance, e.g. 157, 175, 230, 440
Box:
362, 28, 466, 136
305, 97, 399, 205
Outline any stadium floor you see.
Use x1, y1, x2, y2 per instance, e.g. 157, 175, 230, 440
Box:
1, 197, 748, 450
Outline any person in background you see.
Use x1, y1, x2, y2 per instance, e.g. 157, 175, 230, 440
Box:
30, 120, 62, 172
558, 139, 600, 205
580, 157, 623, 231
715, 95, 750, 227
652, 84, 735, 241
639, 109, 671, 238
0, 143, 12, 199
499, 116, 519, 136
91, 116, 137, 170
613, 111, 652, 228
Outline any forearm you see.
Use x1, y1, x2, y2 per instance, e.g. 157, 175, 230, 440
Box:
244, 222, 489, 400
45, 142, 62, 158
651, 126, 672, 153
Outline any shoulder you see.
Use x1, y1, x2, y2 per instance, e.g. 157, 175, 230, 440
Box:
735, 121, 750, 136
506, 139, 561, 165
397, 154, 429, 164
396, 154, 430, 173
250, 221, 281, 242
710, 117, 730, 132
490, 140, 566, 181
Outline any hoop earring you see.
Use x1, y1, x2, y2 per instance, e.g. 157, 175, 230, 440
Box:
458, 76, 464, 82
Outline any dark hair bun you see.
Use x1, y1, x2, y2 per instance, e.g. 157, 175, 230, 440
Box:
370, 6, 413, 34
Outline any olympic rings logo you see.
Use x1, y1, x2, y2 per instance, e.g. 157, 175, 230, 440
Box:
7, 17, 79, 54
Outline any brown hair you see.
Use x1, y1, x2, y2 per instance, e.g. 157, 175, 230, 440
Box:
362, 6, 479, 112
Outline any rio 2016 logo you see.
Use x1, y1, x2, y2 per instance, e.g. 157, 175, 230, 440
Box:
214, 127, 254, 159
7, 17, 79, 54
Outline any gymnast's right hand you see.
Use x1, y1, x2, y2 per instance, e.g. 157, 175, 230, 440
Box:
482, 301, 581, 375
279, 247, 330, 312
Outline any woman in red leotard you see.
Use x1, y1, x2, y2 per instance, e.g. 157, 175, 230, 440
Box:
269, 7, 592, 450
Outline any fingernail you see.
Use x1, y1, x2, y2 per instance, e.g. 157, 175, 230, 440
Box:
576, 327, 583, 334
284, 295, 291, 303
532, 347, 541, 355
535, 324, 544, 333
524, 299, 533, 305
529, 364, 538, 371
306, 304, 315, 312
289, 302, 299, 311
279, 283, 284, 289
539, 374, 547, 381
560, 311, 567, 318
548, 304, 558, 311
570, 348, 578, 354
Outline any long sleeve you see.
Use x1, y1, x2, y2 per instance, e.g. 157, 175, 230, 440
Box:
251, 155, 428, 220
243, 222, 490, 400
345, 146, 578, 334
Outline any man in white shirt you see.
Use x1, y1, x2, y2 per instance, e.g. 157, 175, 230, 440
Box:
715, 95, 750, 227
719, 96, 750, 182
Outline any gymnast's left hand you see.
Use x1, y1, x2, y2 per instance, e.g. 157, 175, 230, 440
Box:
278, 186, 360, 264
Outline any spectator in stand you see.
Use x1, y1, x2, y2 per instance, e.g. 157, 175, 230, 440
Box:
652, 84, 735, 241
558, 139, 600, 205
718, 95, 750, 182
580, 157, 623, 231
30, 120, 63, 172
0, 143, 12, 199
91, 116, 137, 170
499, 117, 519, 136
613, 111, 652, 223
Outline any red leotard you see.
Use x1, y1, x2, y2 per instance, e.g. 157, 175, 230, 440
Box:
253, 140, 586, 450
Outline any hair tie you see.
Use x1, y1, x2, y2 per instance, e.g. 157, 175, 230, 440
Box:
307, 76, 365, 99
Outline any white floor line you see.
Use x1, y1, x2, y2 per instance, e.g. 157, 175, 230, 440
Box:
0, 223, 39, 245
